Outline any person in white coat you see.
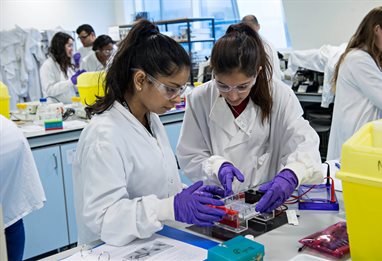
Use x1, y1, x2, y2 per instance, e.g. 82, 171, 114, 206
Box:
0, 115, 45, 261
81, 35, 116, 72
177, 23, 323, 213
75, 24, 96, 64
40, 32, 85, 104
327, 7, 382, 161
242, 15, 283, 81
72, 20, 225, 246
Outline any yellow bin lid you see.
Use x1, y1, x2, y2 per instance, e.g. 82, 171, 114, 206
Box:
77, 71, 106, 106
0, 81, 10, 100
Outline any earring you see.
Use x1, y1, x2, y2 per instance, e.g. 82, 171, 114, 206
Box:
137, 87, 142, 91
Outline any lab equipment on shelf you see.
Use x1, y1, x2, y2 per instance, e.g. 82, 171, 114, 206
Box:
117, 18, 216, 84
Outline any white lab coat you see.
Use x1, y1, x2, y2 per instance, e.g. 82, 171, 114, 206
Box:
39, 57, 76, 104
262, 37, 283, 81
0, 27, 27, 109
81, 52, 104, 72
0, 115, 45, 228
73, 102, 182, 246
177, 80, 323, 191
77, 46, 93, 64
327, 49, 382, 160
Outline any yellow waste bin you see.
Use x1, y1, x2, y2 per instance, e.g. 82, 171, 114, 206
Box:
336, 120, 382, 260
0, 82, 10, 118
77, 71, 106, 106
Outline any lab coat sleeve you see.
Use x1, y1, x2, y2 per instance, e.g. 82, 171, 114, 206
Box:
39, 61, 74, 98
177, 92, 230, 185
276, 85, 323, 186
78, 140, 174, 246
350, 55, 382, 109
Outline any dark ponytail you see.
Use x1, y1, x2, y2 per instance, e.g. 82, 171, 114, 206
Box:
210, 22, 273, 124
86, 19, 191, 116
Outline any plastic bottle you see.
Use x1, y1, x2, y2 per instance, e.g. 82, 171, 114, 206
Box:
16, 103, 28, 121
71, 96, 86, 118
34, 98, 49, 125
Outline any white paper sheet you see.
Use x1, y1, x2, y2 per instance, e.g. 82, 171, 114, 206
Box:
63, 234, 207, 261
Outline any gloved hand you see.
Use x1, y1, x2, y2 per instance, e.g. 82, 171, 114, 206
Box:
255, 169, 298, 213
70, 69, 86, 85
218, 163, 245, 197
73, 52, 81, 68
174, 181, 226, 226
195, 185, 225, 199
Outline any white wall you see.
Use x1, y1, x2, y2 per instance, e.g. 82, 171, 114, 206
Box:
283, 0, 382, 50
0, 0, 118, 35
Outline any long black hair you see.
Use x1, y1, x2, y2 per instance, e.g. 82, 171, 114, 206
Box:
87, 19, 191, 116
210, 22, 273, 124
49, 32, 74, 78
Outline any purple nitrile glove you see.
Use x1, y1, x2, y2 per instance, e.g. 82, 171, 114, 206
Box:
73, 52, 81, 68
218, 163, 245, 197
255, 169, 298, 213
195, 185, 225, 199
174, 181, 226, 226
70, 69, 86, 85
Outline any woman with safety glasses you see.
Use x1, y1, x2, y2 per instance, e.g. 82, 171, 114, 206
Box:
72, 20, 225, 246
177, 22, 323, 213
81, 35, 116, 72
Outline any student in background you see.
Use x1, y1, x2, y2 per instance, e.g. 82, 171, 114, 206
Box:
0, 115, 45, 261
40, 32, 85, 104
177, 23, 322, 213
327, 6, 382, 160
242, 14, 283, 81
81, 35, 116, 72
75, 24, 96, 63
73, 20, 225, 246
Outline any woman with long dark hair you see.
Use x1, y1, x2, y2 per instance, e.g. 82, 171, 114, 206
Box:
40, 32, 85, 103
73, 20, 225, 246
177, 22, 323, 213
327, 6, 382, 160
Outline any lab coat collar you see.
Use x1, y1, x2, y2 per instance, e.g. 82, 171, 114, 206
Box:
209, 95, 237, 136
113, 101, 155, 138
209, 96, 257, 148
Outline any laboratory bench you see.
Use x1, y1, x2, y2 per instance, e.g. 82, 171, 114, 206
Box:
41, 193, 348, 261
20, 109, 186, 260
20, 99, 332, 260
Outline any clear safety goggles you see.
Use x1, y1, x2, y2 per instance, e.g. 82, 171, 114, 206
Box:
213, 76, 257, 93
145, 73, 188, 100
98, 49, 114, 56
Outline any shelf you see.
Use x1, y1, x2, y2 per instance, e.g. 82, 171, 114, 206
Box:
118, 18, 215, 84
119, 17, 215, 28
177, 38, 215, 43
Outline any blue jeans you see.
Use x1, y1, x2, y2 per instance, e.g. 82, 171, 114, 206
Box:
5, 219, 25, 261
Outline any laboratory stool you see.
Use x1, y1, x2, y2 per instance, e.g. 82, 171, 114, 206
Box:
303, 103, 333, 122
309, 118, 331, 162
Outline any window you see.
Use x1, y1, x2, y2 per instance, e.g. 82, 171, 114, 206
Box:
142, 0, 192, 21
237, 0, 291, 49
127, 0, 290, 49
